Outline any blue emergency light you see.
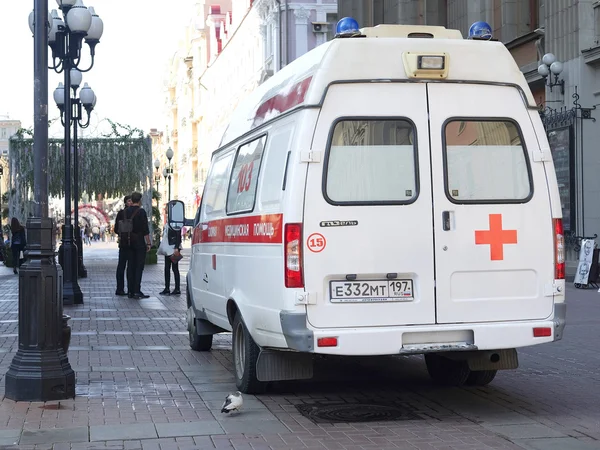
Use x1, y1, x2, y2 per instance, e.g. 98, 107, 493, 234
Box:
335, 17, 360, 37
468, 21, 493, 40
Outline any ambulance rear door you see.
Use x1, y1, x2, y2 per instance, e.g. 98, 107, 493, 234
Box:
302, 82, 436, 328
427, 83, 555, 324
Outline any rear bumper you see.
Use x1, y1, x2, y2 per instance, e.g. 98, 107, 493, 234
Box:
280, 304, 566, 356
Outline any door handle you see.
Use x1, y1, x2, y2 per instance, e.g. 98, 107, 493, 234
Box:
442, 211, 451, 231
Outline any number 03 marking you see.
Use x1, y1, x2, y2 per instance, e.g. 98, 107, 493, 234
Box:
307, 233, 326, 253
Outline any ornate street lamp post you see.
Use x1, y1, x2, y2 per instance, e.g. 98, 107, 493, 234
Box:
46, 0, 103, 305
5, 0, 76, 402
538, 53, 565, 95
154, 158, 161, 209
54, 74, 96, 280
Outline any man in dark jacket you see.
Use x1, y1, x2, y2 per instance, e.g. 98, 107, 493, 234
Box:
114, 195, 132, 296
121, 192, 151, 299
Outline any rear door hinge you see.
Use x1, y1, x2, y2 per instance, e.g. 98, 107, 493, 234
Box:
300, 151, 322, 163
533, 147, 551, 162
295, 292, 317, 305
544, 281, 562, 297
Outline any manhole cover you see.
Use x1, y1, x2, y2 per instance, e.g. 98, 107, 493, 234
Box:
295, 402, 421, 424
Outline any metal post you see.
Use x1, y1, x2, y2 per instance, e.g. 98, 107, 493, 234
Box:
155, 178, 159, 208
58, 59, 83, 305
73, 103, 87, 278
168, 173, 172, 202
5, 0, 75, 401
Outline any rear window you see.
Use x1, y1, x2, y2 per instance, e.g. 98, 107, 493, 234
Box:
444, 120, 532, 203
324, 119, 418, 204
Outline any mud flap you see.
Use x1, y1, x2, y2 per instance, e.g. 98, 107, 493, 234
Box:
256, 349, 314, 382
466, 349, 519, 371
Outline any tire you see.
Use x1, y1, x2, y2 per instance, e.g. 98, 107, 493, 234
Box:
424, 353, 471, 387
232, 311, 267, 394
189, 313, 213, 351
186, 282, 192, 308
466, 369, 497, 386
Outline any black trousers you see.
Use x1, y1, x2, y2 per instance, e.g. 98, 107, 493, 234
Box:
116, 247, 128, 292
12, 247, 23, 268
164, 256, 180, 290
126, 246, 147, 295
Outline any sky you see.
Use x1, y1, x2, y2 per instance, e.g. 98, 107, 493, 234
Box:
0, 1, 192, 137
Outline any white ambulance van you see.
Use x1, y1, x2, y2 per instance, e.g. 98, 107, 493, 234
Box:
171, 21, 566, 394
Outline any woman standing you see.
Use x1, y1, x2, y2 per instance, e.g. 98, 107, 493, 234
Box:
10, 218, 27, 274
160, 225, 182, 296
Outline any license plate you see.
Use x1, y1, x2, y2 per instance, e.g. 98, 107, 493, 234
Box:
329, 279, 414, 303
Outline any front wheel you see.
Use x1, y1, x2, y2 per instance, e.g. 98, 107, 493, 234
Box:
232, 311, 266, 394
424, 353, 470, 387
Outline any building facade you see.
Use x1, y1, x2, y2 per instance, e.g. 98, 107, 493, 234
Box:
0, 118, 21, 229
160, 0, 337, 210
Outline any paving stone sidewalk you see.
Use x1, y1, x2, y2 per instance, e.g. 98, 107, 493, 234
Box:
0, 242, 599, 449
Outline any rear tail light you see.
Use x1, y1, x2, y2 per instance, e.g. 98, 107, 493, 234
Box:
553, 218, 565, 280
317, 337, 338, 347
284, 223, 304, 288
533, 327, 552, 337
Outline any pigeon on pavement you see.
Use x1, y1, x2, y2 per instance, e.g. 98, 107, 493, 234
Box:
221, 391, 243, 414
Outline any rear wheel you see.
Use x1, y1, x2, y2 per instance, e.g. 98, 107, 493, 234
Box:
424, 353, 470, 387
465, 369, 497, 386
232, 311, 266, 394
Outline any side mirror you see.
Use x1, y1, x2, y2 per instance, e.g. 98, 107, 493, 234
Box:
167, 200, 185, 230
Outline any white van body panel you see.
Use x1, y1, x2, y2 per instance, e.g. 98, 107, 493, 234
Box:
187, 26, 565, 362
190, 110, 319, 348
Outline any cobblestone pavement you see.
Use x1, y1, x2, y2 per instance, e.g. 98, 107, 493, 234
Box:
0, 241, 599, 449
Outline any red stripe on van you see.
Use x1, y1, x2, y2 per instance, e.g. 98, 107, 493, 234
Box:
193, 214, 283, 244
252, 76, 313, 127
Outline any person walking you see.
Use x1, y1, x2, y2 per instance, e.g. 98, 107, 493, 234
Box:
10, 218, 27, 274
120, 192, 151, 299
114, 195, 132, 296
159, 224, 182, 296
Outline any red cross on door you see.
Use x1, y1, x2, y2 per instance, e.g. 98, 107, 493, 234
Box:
475, 214, 518, 261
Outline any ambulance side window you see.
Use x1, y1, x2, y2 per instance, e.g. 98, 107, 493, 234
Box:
260, 125, 294, 207
200, 152, 234, 222
444, 120, 532, 203
324, 119, 418, 205
227, 135, 267, 214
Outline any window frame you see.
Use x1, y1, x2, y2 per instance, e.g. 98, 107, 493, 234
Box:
321, 116, 421, 207
442, 117, 534, 205
225, 133, 268, 216
192, 204, 202, 228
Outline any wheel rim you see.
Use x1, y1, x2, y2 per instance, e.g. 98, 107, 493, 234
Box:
234, 321, 246, 380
